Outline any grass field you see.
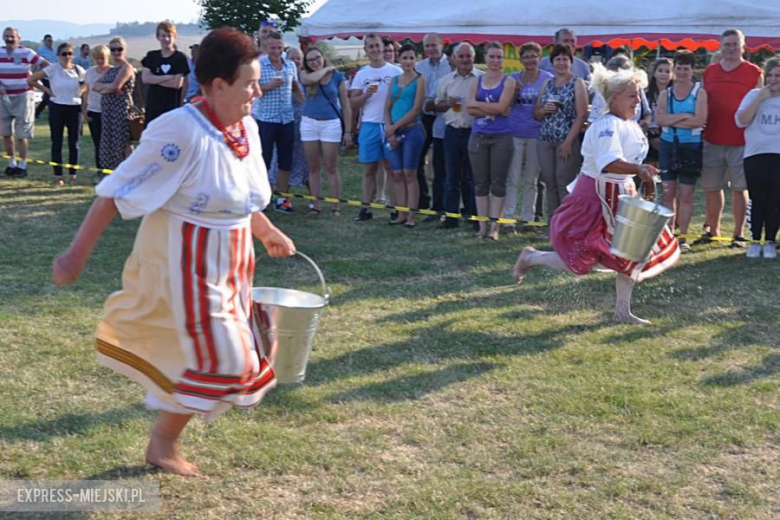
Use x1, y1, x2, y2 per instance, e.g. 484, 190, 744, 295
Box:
0, 119, 778, 518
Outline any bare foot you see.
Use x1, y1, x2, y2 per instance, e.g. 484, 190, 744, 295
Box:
145, 436, 199, 476
512, 247, 536, 283
612, 312, 651, 325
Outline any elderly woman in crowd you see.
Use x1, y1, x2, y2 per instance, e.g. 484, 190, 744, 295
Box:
82, 44, 111, 172
466, 42, 516, 240
300, 45, 352, 216
52, 27, 295, 476
28, 42, 86, 186
533, 43, 588, 222
514, 64, 680, 325
384, 43, 426, 227
504, 42, 553, 232
736, 57, 780, 259
655, 50, 707, 251
92, 37, 135, 171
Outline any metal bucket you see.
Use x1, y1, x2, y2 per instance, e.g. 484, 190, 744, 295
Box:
252, 252, 329, 384
610, 190, 674, 263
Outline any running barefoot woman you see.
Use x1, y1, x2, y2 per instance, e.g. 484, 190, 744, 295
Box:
513, 64, 680, 324
52, 28, 295, 476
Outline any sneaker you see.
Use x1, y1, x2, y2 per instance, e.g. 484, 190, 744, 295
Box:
423, 214, 440, 223
764, 242, 777, 259
274, 197, 294, 213
4, 166, 16, 176
746, 243, 761, 258
12, 167, 27, 178
388, 211, 399, 222
354, 208, 373, 222
678, 239, 691, 252
503, 225, 518, 236
730, 236, 747, 249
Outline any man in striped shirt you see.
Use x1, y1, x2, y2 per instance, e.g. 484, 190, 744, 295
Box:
0, 27, 48, 177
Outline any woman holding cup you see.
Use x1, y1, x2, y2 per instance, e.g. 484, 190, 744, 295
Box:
533, 43, 588, 222
505, 42, 553, 230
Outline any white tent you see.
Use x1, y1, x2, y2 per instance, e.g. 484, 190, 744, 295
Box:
300, 0, 780, 51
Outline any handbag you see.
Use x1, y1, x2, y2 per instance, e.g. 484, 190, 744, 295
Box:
668, 85, 702, 177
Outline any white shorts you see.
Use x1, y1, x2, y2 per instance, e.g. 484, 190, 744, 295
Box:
300, 116, 342, 143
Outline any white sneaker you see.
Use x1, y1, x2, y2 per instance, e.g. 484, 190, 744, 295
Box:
764, 242, 777, 259
746, 243, 761, 258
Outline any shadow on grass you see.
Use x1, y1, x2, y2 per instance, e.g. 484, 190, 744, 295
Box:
328, 361, 501, 403
82, 464, 160, 480
701, 353, 780, 387
0, 404, 149, 443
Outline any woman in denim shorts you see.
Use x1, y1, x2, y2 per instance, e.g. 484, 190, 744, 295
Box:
384, 44, 427, 227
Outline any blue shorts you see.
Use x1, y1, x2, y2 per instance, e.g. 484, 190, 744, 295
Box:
387, 124, 426, 172
659, 138, 700, 186
358, 122, 389, 164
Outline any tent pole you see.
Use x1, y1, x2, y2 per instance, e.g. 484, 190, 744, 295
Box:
656, 41, 661, 59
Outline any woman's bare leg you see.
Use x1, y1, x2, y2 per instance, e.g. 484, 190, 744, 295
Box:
614, 272, 650, 325
404, 169, 419, 224
145, 412, 199, 476
303, 141, 322, 211
321, 141, 341, 213
389, 170, 407, 223
489, 195, 505, 239
512, 247, 568, 283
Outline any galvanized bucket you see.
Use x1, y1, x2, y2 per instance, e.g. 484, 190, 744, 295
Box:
252, 252, 329, 384
610, 183, 674, 263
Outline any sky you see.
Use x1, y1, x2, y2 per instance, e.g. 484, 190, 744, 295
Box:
2, 0, 328, 25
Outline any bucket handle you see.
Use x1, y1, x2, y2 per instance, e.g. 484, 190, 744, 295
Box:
295, 251, 330, 305
637, 176, 663, 215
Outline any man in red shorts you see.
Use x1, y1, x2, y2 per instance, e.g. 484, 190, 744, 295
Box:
699, 29, 763, 247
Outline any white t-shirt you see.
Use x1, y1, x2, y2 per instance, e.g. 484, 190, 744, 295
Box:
44, 63, 86, 106
581, 114, 649, 181
735, 90, 780, 158
96, 104, 271, 228
350, 62, 402, 123
84, 66, 106, 113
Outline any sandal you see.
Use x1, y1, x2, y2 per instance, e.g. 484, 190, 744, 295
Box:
404, 221, 416, 229
305, 208, 321, 218
68, 176, 77, 186
331, 209, 341, 217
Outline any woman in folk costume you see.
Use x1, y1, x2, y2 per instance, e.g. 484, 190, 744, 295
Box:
513, 64, 680, 325
52, 28, 296, 476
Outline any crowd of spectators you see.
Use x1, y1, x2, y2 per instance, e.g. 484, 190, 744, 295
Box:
2, 23, 778, 256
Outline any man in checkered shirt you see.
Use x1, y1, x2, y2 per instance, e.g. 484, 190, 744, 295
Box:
252, 32, 302, 213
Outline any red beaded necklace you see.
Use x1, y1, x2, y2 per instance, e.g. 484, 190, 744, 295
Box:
199, 98, 250, 159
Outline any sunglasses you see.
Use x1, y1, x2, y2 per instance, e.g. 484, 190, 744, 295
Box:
60, 52, 73, 56
261, 21, 278, 28
110, 47, 123, 52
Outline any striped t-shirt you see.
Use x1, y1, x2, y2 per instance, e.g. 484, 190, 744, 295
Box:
0, 46, 41, 96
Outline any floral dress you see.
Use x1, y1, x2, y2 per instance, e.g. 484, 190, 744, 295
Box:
99, 66, 134, 170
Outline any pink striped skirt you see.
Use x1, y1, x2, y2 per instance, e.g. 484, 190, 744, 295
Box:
550, 174, 679, 282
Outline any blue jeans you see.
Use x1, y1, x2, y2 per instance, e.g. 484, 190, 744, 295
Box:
443, 125, 476, 218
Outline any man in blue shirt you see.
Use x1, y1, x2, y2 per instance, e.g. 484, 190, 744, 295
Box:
184, 44, 200, 101
415, 33, 453, 218
35, 34, 56, 118
73, 44, 91, 69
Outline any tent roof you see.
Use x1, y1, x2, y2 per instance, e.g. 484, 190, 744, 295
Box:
300, 0, 780, 51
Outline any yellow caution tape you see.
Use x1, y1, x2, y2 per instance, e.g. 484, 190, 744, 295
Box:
3, 153, 771, 244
